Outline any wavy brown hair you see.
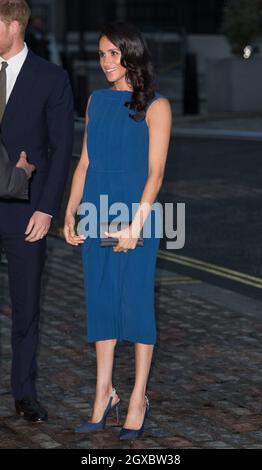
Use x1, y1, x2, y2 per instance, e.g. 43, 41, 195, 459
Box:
98, 22, 155, 120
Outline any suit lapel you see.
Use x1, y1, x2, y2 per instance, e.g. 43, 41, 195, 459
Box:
1, 50, 38, 131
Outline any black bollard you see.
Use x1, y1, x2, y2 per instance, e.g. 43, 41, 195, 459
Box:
76, 62, 89, 117
183, 52, 199, 115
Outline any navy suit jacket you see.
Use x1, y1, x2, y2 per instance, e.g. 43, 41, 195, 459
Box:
0, 49, 74, 233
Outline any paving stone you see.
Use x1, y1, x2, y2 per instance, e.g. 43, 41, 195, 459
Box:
205, 441, 236, 449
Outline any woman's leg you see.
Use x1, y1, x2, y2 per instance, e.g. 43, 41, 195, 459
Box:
123, 343, 154, 429
90, 339, 120, 422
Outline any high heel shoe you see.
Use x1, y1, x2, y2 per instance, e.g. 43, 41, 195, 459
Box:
119, 395, 150, 440
75, 388, 121, 433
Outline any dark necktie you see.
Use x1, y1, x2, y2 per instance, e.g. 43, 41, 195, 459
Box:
0, 61, 8, 122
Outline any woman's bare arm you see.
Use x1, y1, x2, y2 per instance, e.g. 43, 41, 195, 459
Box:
131, 97, 172, 235
111, 97, 172, 252
64, 97, 91, 245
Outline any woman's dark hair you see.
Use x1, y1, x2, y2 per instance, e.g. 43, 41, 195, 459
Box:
98, 22, 155, 120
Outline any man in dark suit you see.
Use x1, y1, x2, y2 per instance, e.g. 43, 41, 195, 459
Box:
0, 0, 74, 422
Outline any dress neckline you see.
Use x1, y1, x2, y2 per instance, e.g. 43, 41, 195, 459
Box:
108, 88, 133, 94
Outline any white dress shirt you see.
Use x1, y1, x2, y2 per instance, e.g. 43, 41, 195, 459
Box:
0, 43, 28, 104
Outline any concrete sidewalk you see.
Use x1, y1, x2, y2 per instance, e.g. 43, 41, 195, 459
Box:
172, 112, 262, 140
0, 236, 261, 449
174, 112, 262, 131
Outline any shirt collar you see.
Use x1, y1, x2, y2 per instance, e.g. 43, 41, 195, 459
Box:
0, 42, 28, 71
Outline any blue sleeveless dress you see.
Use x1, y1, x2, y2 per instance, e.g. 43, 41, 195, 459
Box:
81, 88, 161, 344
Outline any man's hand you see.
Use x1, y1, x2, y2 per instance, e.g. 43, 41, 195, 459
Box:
16, 151, 36, 179
25, 211, 52, 242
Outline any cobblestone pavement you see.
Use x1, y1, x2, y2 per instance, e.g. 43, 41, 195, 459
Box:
0, 236, 261, 449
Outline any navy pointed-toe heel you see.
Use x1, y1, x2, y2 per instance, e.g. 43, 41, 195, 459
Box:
119, 395, 149, 440
75, 388, 121, 433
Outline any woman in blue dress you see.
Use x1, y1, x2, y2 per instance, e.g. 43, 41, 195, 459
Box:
64, 22, 171, 440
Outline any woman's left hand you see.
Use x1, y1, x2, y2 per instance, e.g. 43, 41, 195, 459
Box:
105, 225, 139, 253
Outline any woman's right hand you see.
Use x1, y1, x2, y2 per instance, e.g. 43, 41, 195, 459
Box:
64, 213, 86, 246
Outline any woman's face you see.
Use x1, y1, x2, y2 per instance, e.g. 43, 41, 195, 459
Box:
99, 35, 127, 87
